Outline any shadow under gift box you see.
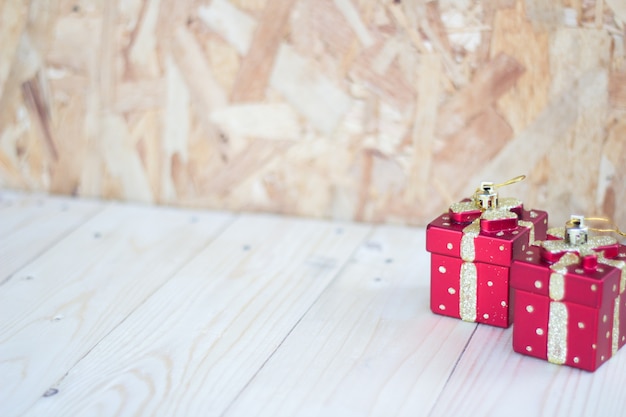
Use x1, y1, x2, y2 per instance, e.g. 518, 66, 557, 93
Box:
511, 236, 626, 371
427, 202, 548, 328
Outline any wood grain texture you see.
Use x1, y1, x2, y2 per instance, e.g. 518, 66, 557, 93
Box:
20, 213, 371, 417
0, 0, 28, 99
0, 191, 103, 281
224, 226, 476, 417
435, 52, 525, 138
0, 0, 625, 227
0, 196, 233, 417
230, 0, 297, 102
3, 194, 626, 416
429, 325, 626, 417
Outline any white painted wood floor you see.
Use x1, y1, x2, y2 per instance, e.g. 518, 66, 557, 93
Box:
1, 191, 625, 417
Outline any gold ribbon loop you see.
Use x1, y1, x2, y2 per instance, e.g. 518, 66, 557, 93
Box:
495, 197, 523, 212
542, 235, 617, 256
480, 208, 517, 221
450, 201, 480, 214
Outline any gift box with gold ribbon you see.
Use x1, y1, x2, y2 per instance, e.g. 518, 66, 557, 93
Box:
427, 177, 549, 328
511, 216, 626, 371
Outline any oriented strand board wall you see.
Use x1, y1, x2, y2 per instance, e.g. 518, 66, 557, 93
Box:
0, 0, 625, 227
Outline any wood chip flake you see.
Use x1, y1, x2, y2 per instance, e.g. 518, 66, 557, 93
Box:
198, 0, 256, 55
270, 44, 350, 135
210, 103, 301, 141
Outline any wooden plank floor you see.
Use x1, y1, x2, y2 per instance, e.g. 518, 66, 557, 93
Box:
1, 191, 625, 417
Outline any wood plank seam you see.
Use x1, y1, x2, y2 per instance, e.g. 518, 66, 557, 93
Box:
425, 323, 478, 417
220, 226, 377, 415
0, 200, 237, 417
14, 215, 371, 416
18, 213, 242, 415
0, 199, 108, 285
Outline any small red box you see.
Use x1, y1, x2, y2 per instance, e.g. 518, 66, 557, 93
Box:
430, 253, 511, 326
511, 235, 626, 371
427, 196, 548, 328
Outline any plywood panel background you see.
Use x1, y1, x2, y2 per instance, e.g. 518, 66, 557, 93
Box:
0, 0, 624, 227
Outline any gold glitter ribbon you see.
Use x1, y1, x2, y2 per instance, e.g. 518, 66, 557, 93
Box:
497, 197, 522, 211
613, 297, 620, 356
518, 220, 535, 245
460, 262, 477, 322
598, 256, 626, 294
546, 227, 565, 239
458, 210, 516, 322
547, 253, 579, 364
548, 302, 568, 364
461, 220, 480, 262
459, 220, 480, 321
450, 197, 522, 214
542, 235, 617, 255
549, 272, 565, 301
598, 256, 626, 356
480, 209, 517, 221
450, 201, 479, 214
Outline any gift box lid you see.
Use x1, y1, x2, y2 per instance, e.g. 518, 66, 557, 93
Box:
426, 206, 545, 267
511, 246, 622, 309
427, 176, 548, 265
511, 216, 626, 309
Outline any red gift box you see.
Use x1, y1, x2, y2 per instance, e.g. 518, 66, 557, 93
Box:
430, 253, 511, 326
427, 183, 548, 328
511, 218, 626, 371
427, 199, 548, 266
